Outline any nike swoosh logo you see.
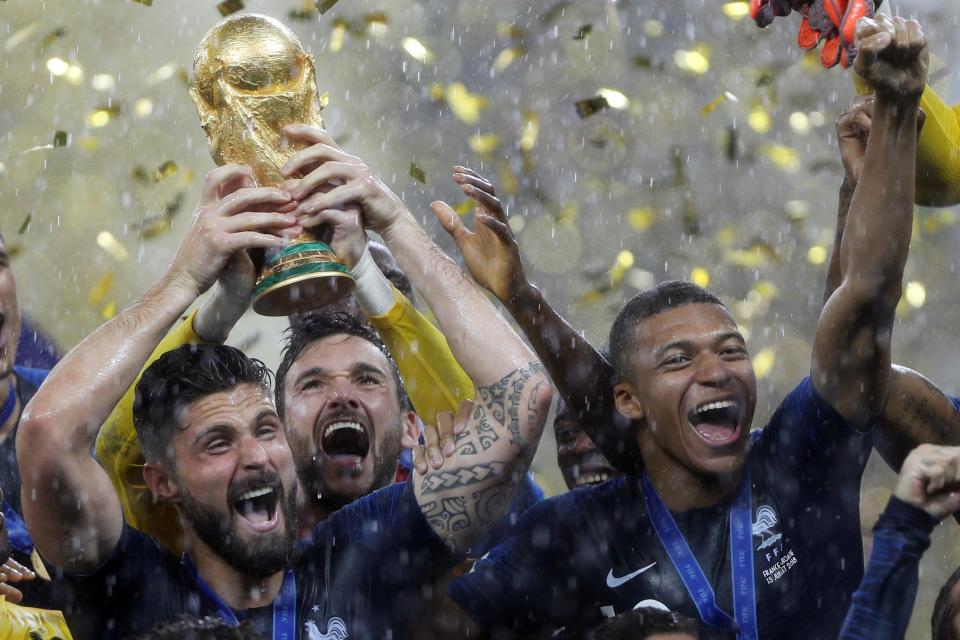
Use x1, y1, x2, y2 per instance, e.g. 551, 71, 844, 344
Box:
606, 562, 657, 588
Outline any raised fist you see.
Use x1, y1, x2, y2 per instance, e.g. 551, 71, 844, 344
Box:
854, 14, 928, 104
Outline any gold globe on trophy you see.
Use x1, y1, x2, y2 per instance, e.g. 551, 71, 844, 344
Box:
190, 13, 354, 316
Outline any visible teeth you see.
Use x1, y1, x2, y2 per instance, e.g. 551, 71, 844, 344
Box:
697, 400, 737, 414
238, 487, 273, 501
576, 473, 611, 487
323, 421, 363, 438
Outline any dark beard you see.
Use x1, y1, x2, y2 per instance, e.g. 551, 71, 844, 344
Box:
179, 481, 299, 579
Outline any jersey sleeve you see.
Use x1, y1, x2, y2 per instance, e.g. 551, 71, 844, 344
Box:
855, 77, 960, 207
837, 497, 936, 640
366, 287, 474, 422
449, 494, 582, 634
752, 377, 873, 486
94, 309, 207, 553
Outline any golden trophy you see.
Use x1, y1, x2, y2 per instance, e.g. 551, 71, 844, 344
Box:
190, 13, 354, 316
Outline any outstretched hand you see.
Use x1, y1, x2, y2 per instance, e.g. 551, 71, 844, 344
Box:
894, 444, 960, 521
854, 14, 928, 104
431, 167, 528, 305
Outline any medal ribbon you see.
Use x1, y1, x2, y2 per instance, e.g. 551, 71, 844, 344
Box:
641, 471, 758, 639
182, 555, 297, 640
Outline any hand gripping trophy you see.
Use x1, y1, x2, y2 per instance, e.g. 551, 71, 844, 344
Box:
190, 13, 354, 315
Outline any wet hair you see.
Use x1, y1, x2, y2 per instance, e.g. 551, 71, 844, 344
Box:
275, 310, 412, 418
608, 280, 725, 381
591, 607, 699, 640
933, 565, 960, 640
132, 616, 264, 639
133, 344, 273, 466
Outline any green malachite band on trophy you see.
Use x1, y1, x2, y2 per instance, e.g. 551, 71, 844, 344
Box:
268, 241, 338, 261
254, 258, 352, 296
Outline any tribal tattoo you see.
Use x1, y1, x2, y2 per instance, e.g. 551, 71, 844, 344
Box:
474, 362, 547, 461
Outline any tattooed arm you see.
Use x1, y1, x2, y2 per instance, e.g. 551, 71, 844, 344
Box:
279, 131, 553, 550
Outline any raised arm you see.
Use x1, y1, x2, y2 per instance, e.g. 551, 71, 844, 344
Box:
823, 95, 960, 474
812, 16, 928, 426
17, 165, 297, 571
279, 126, 552, 551
433, 168, 640, 473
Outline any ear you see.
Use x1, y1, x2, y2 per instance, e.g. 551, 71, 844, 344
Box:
399, 410, 420, 450
614, 381, 645, 421
142, 461, 181, 505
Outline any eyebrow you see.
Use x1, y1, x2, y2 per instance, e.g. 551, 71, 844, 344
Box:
655, 331, 745, 359
293, 362, 388, 388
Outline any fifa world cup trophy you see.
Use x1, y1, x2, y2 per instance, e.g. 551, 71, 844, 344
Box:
190, 13, 354, 316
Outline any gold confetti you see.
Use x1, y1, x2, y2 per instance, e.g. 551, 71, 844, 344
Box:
752, 348, 776, 379
597, 88, 629, 110
446, 83, 488, 124
628, 207, 656, 231
575, 96, 608, 119
760, 143, 801, 173
493, 47, 525, 74
674, 48, 710, 74
217, 0, 244, 16
722, 1, 750, 19
88, 272, 114, 306
468, 134, 500, 156
701, 91, 737, 116
519, 111, 539, 151
130, 0, 153, 5
330, 20, 347, 53
137, 215, 173, 239
905, 282, 926, 308
97, 231, 129, 262
101, 300, 117, 320
17, 214, 31, 235
317, 0, 340, 15
409, 162, 427, 184
609, 250, 635, 286
401, 37, 434, 63
691, 267, 710, 288
807, 245, 828, 265
573, 25, 592, 40
498, 160, 518, 195
453, 200, 474, 216
53, 131, 69, 147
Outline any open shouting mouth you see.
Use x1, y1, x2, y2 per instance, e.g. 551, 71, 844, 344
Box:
686, 398, 742, 447
319, 417, 371, 470
232, 484, 281, 533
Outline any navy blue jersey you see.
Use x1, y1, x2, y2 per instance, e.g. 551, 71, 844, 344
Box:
451, 378, 873, 639
58, 480, 456, 639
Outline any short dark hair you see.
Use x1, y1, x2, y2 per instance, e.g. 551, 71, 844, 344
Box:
133, 344, 273, 465
591, 607, 699, 640
609, 280, 725, 381
933, 565, 960, 640
275, 311, 412, 418
133, 616, 264, 640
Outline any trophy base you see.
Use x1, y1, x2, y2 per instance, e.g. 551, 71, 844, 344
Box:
252, 241, 355, 316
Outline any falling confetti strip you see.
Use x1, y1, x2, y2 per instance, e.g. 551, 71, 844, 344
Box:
217, 0, 244, 16
409, 162, 427, 184
575, 96, 608, 119
317, 0, 340, 15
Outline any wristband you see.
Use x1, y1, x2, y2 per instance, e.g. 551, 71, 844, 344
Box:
350, 247, 396, 316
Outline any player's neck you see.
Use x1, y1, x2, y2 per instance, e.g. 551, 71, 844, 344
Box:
641, 447, 741, 512
188, 537, 284, 611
